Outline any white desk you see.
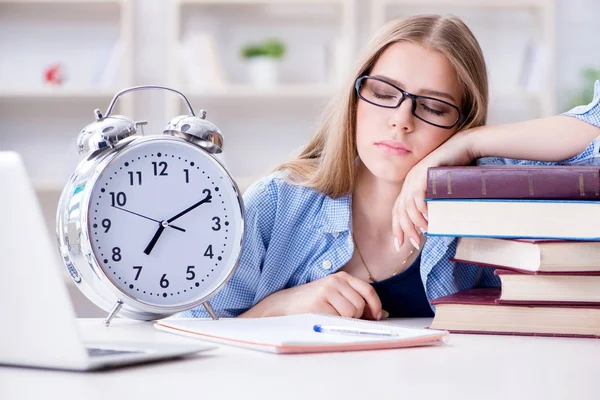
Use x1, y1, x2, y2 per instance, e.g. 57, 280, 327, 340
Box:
1, 318, 598, 400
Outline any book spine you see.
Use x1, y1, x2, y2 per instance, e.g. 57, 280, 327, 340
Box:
426, 167, 600, 200
432, 329, 600, 339
450, 257, 600, 275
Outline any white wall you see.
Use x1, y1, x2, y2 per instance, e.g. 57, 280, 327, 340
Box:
555, 0, 600, 111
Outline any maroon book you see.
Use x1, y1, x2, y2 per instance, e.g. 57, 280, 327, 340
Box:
429, 288, 600, 339
426, 165, 600, 200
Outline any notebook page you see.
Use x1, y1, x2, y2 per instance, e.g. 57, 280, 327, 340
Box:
157, 313, 446, 346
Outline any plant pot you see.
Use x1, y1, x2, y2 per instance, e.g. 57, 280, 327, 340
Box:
247, 57, 279, 89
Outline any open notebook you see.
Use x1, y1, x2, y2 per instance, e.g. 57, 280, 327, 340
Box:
154, 314, 448, 354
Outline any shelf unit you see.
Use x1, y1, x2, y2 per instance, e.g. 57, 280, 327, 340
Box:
369, 0, 556, 123
0, 0, 135, 187
0, 0, 136, 291
166, 0, 357, 191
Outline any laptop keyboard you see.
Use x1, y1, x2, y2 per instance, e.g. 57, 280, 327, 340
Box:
86, 347, 146, 357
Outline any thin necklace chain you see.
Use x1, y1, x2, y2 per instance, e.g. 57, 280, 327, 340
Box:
353, 237, 415, 283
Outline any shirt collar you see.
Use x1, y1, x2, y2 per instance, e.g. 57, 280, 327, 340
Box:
313, 193, 352, 234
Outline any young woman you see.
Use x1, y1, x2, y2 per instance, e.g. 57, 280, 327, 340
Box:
182, 15, 600, 320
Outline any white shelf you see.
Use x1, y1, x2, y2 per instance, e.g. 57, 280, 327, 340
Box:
184, 84, 336, 100
0, 0, 125, 3
376, 0, 550, 8
0, 87, 123, 100
177, 0, 347, 4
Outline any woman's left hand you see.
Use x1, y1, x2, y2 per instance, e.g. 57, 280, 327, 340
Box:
392, 130, 477, 250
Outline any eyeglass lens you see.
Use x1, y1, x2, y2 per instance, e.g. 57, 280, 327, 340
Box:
358, 77, 459, 127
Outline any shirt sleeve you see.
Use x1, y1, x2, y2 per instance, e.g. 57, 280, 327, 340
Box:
478, 80, 600, 167
178, 178, 276, 318
562, 80, 600, 128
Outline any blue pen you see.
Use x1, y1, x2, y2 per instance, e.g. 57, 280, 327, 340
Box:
313, 324, 399, 337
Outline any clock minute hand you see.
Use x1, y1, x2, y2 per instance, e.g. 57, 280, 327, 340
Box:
112, 205, 186, 232
167, 192, 212, 224
144, 192, 211, 256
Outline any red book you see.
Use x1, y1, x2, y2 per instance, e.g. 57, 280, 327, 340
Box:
426, 165, 600, 200
429, 288, 600, 338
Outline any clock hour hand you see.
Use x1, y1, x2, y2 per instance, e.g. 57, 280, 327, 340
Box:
144, 222, 166, 255
112, 205, 186, 232
167, 190, 212, 224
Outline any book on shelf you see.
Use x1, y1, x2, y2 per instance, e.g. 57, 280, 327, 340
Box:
493, 269, 600, 305
429, 288, 600, 339
426, 165, 600, 200
518, 41, 548, 92
453, 237, 600, 273
178, 33, 226, 90
90, 39, 125, 88
425, 198, 600, 240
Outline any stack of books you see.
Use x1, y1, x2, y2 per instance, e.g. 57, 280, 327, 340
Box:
424, 165, 600, 338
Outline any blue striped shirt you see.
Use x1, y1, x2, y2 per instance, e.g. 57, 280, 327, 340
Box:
181, 80, 600, 318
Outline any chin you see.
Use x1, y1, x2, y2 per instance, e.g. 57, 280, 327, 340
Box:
368, 160, 412, 183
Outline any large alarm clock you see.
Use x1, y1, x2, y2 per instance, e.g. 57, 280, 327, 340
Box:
56, 85, 245, 326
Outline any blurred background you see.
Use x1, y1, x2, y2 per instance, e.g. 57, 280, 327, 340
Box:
0, 0, 598, 317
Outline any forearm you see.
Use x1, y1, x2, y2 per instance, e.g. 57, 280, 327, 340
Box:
467, 116, 600, 162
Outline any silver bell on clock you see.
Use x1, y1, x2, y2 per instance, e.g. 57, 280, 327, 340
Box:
57, 86, 245, 326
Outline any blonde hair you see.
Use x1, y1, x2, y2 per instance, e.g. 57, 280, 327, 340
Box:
276, 14, 488, 198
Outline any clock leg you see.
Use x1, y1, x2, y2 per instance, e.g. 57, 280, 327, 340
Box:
202, 301, 219, 320
104, 299, 124, 327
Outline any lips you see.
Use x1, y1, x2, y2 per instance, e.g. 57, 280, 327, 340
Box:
374, 140, 411, 155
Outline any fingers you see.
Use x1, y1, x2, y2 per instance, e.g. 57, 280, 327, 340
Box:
415, 193, 429, 221
405, 198, 428, 249
327, 291, 362, 319
398, 205, 421, 250
313, 302, 341, 317
337, 284, 367, 318
346, 274, 383, 320
392, 196, 404, 249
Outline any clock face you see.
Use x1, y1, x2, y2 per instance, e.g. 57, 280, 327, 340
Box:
87, 137, 243, 308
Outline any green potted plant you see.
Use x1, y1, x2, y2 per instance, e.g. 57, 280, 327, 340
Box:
240, 38, 286, 88
568, 67, 600, 110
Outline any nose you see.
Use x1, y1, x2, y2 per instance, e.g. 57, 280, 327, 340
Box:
389, 96, 415, 133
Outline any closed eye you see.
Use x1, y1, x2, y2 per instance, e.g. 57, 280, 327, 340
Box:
420, 103, 447, 116
372, 91, 398, 101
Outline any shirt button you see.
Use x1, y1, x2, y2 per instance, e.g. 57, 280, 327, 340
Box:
322, 260, 332, 270
332, 232, 339, 238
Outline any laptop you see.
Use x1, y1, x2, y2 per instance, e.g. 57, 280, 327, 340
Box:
0, 151, 216, 371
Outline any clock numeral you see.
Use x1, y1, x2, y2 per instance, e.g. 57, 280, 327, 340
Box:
212, 216, 221, 231
160, 273, 169, 288
128, 171, 142, 186
186, 266, 195, 280
152, 161, 168, 176
133, 265, 143, 280
183, 169, 189, 183
101, 218, 111, 233
112, 247, 122, 262
204, 245, 214, 259
110, 192, 127, 207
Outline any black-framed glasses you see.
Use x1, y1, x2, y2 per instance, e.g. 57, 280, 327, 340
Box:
355, 76, 462, 129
